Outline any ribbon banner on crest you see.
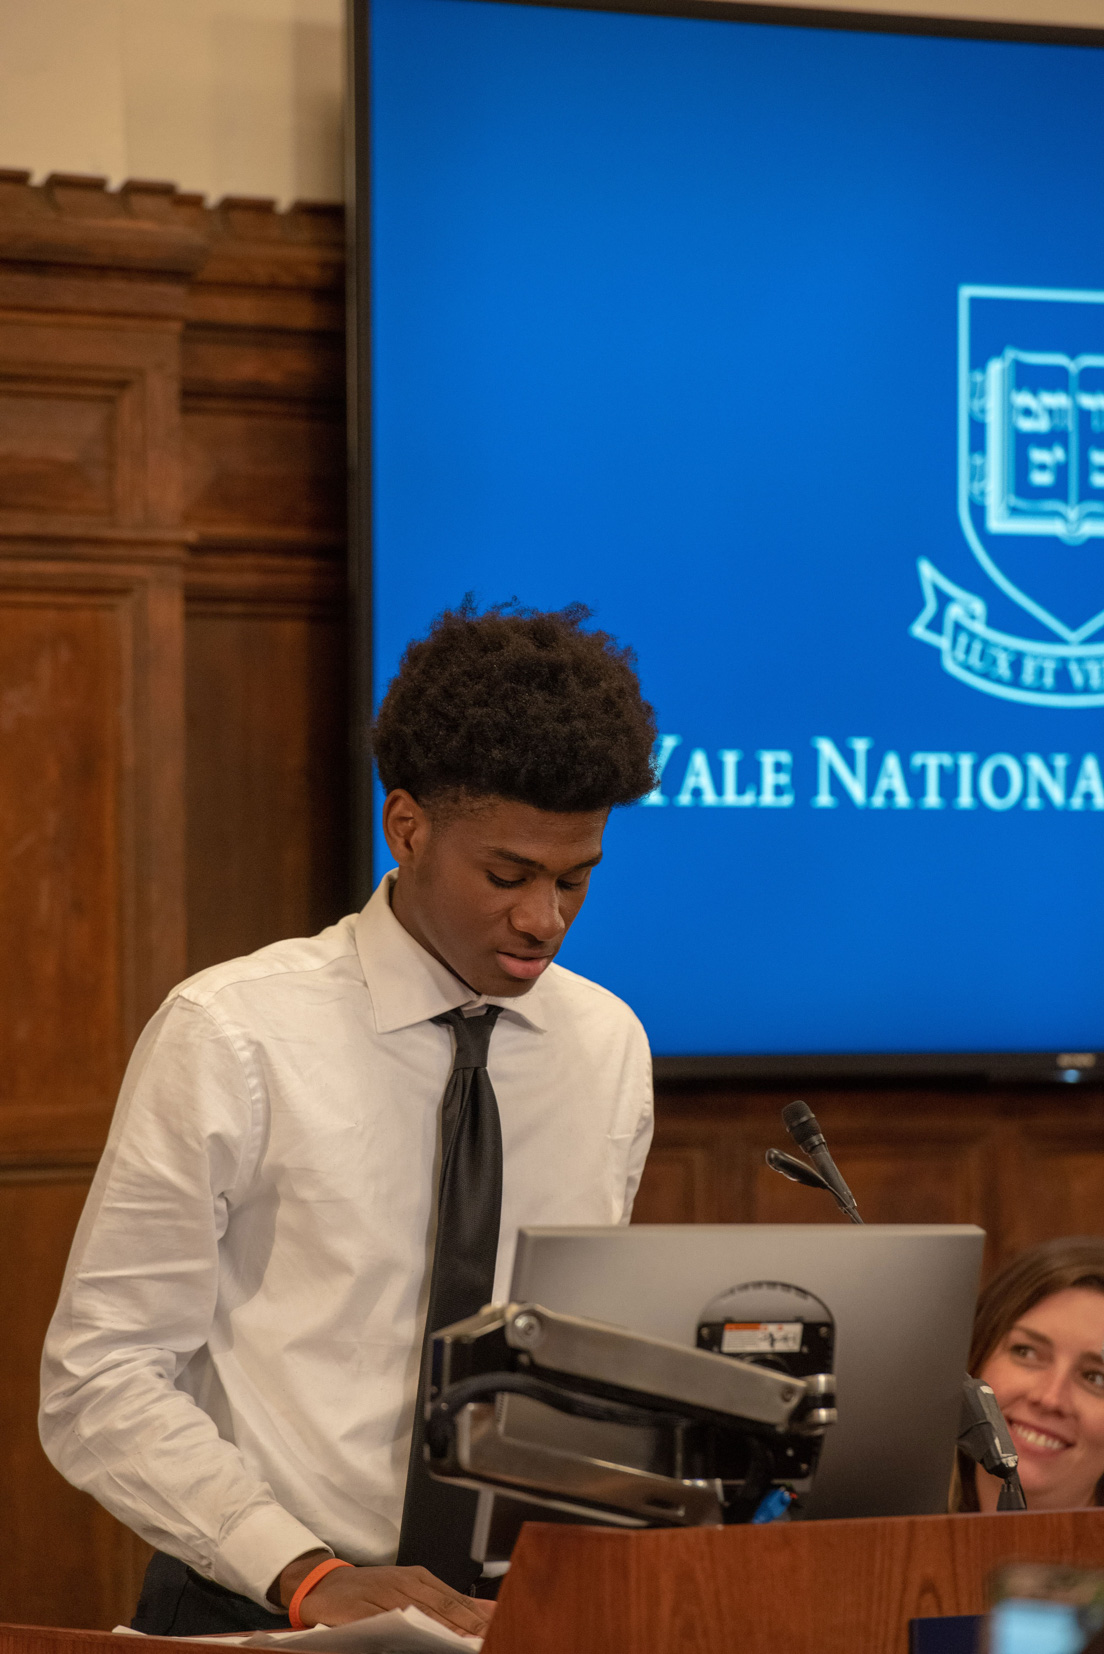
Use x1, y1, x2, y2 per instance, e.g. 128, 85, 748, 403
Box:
911, 559, 1104, 708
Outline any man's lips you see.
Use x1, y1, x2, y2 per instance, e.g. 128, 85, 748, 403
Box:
1007, 1418, 1074, 1455
495, 950, 553, 981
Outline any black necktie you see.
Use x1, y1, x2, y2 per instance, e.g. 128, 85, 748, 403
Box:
396, 1006, 503, 1591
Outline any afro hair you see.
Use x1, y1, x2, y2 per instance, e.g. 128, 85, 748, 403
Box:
372, 600, 657, 812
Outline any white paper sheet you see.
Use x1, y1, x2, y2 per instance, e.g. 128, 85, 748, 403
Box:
112, 1607, 482, 1653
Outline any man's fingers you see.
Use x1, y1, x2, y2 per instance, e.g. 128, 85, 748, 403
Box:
302, 1565, 494, 1637
400, 1566, 495, 1628
401, 1586, 494, 1635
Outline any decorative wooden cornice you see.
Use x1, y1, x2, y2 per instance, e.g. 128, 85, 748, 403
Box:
0, 172, 344, 308
0, 170, 208, 278
184, 194, 344, 295
0, 170, 347, 566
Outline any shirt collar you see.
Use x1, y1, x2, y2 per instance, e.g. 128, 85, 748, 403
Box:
355, 871, 549, 1035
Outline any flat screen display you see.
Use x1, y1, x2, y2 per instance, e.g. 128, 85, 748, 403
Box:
362, 0, 1104, 1064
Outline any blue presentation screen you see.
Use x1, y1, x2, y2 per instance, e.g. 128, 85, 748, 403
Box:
367, 0, 1104, 1060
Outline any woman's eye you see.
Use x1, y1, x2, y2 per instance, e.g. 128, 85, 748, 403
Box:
1009, 1342, 1040, 1361
1082, 1368, 1104, 1391
487, 872, 524, 889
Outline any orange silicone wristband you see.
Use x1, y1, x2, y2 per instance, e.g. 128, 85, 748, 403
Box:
288, 1556, 353, 1629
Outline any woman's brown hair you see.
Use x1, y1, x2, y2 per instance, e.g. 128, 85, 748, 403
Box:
953, 1236, 1104, 1511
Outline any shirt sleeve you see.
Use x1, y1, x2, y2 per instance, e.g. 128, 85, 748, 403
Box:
619, 1021, 654, 1224
39, 996, 328, 1607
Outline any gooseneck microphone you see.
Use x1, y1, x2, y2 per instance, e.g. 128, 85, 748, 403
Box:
959, 1376, 1026, 1510
774, 1104, 1024, 1506
764, 1147, 835, 1195
781, 1101, 863, 1225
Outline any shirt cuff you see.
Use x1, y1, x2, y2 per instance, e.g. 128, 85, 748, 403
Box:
214, 1504, 333, 1607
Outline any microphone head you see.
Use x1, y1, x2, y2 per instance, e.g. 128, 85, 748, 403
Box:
782, 1099, 823, 1151
765, 1146, 832, 1193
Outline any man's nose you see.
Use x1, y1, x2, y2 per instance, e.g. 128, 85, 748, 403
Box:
510, 882, 566, 942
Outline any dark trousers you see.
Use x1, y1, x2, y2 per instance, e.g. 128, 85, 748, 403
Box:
132, 1552, 292, 1636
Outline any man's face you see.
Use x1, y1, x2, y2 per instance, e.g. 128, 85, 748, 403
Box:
383, 792, 608, 997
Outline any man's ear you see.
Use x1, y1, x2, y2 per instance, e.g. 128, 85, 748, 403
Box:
381, 789, 430, 866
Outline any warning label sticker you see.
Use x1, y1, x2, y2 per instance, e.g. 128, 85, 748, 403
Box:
721, 1321, 803, 1354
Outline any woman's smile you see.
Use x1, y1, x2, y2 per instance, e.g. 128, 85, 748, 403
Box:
979, 1286, 1104, 1511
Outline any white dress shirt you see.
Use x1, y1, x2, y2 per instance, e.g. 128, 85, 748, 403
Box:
39, 874, 653, 1608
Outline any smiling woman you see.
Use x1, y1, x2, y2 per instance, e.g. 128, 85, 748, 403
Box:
955, 1238, 1104, 1513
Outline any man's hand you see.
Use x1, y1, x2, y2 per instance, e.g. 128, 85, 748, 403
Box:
273, 1551, 494, 1637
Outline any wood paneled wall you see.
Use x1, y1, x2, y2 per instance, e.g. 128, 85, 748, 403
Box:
0, 172, 347, 1630
631, 1081, 1104, 1281
1, 168, 1101, 1635
178, 190, 348, 972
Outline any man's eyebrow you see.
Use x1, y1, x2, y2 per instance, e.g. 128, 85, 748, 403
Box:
486, 847, 603, 873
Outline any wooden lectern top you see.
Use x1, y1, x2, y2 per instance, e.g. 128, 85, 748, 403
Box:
2, 1510, 1103, 1654
484, 1509, 1104, 1654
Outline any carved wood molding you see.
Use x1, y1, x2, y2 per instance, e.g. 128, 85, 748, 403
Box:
0, 174, 348, 1172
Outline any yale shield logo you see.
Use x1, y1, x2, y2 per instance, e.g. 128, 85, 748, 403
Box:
912, 285, 1104, 706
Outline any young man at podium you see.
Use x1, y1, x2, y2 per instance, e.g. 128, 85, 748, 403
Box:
39, 603, 657, 1639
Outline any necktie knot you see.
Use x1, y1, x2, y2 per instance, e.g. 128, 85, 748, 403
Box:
432, 1005, 501, 1071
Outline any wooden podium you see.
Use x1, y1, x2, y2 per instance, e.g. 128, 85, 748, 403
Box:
484, 1510, 1104, 1654
1, 1511, 1103, 1654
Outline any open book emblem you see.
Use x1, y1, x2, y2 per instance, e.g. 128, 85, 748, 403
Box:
960, 287, 1104, 645
911, 286, 1104, 706
982, 348, 1104, 545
